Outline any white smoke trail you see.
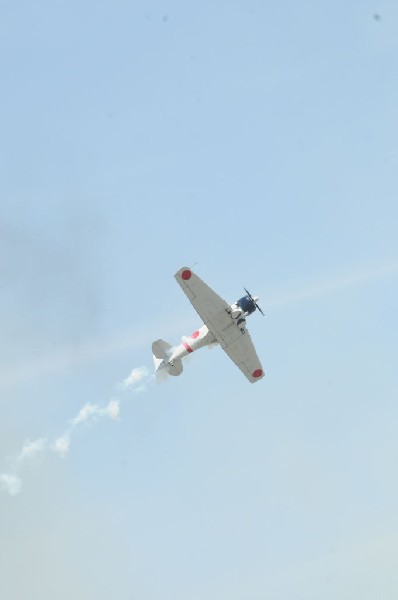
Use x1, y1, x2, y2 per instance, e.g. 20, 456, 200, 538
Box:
0, 473, 22, 496
52, 434, 70, 459
1, 365, 150, 494
118, 366, 149, 391
52, 397, 121, 459
0, 437, 47, 496
101, 398, 120, 420
51, 368, 149, 461
16, 438, 46, 463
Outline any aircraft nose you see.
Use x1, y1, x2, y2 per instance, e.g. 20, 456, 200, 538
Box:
253, 296, 259, 303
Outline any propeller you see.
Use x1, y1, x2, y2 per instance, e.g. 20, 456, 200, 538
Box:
244, 287, 265, 316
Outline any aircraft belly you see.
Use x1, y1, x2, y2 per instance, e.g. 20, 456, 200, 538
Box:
205, 316, 241, 349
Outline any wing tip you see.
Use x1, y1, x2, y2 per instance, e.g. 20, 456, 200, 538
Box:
250, 368, 265, 383
175, 266, 192, 280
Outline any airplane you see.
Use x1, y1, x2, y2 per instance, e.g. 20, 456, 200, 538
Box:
152, 266, 265, 383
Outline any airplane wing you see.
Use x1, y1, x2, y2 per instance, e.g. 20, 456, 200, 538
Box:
174, 267, 264, 383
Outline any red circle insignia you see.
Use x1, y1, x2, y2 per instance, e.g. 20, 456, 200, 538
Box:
252, 369, 263, 378
181, 269, 192, 280
191, 330, 200, 339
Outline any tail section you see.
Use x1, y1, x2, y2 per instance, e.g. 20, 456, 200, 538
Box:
152, 339, 171, 371
152, 339, 183, 377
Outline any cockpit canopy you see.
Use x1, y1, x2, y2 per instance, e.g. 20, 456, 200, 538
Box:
237, 295, 257, 315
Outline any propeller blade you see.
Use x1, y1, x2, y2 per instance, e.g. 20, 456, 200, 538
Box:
255, 303, 265, 317
244, 288, 265, 316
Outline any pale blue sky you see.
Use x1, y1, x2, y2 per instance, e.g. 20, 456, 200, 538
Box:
1, 1, 398, 599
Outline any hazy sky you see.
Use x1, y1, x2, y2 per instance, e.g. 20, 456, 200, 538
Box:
1, 1, 398, 599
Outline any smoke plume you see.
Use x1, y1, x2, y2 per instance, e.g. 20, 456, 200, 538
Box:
1, 365, 150, 495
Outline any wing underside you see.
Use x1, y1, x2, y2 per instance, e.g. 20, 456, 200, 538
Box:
174, 267, 264, 383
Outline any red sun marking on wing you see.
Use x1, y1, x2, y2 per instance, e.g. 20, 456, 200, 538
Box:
181, 269, 192, 280
252, 369, 263, 378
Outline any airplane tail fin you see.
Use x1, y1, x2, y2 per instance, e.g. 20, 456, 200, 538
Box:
152, 339, 183, 377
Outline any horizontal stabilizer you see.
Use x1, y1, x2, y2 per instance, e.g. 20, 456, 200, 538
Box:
166, 358, 183, 376
152, 339, 183, 376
